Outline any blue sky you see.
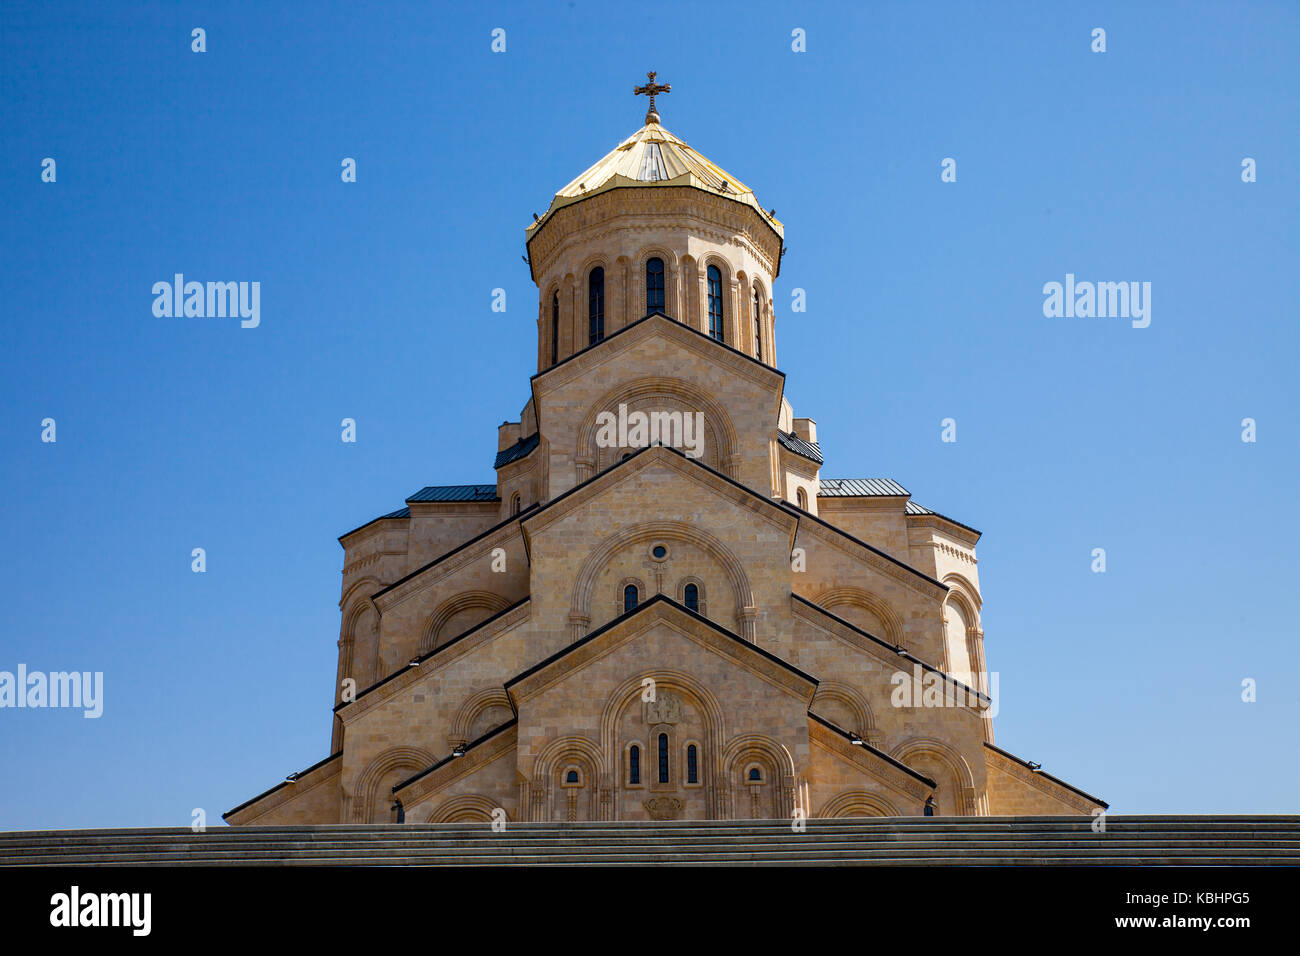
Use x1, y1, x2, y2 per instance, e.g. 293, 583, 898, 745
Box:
1, 0, 1296, 829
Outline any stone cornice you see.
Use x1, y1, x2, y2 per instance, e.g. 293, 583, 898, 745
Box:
791, 596, 988, 710
817, 496, 909, 515
906, 512, 982, 547
406, 501, 501, 518
372, 521, 524, 612
530, 312, 783, 402
984, 743, 1107, 812
527, 186, 782, 282
792, 512, 949, 600
393, 723, 518, 805
521, 448, 800, 557
778, 445, 820, 480
223, 752, 342, 824
506, 597, 816, 707
808, 718, 933, 801
341, 551, 383, 577
337, 601, 531, 723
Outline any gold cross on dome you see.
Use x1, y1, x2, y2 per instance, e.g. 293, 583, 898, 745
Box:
634, 71, 671, 123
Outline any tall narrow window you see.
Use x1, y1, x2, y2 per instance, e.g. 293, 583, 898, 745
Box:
511, 493, 521, 515
588, 267, 605, 345
684, 583, 699, 612
624, 584, 638, 613
687, 744, 698, 784
646, 257, 665, 314
796, 488, 808, 510
658, 733, 669, 783
629, 745, 641, 785
753, 288, 763, 361
551, 291, 559, 365
706, 265, 724, 341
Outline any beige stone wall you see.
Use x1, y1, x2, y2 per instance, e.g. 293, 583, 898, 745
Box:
985, 746, 1104, 815
528, 188, 779, 369
226, 757, 342, 826
530, 314, 785, 500
816, 498, 911, 562
226, 137, 1107, 827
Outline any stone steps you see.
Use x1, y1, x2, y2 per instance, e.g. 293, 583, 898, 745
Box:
2, 816, 1296, 866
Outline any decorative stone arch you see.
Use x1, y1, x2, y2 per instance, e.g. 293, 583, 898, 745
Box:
676, 575, 708, 615
937, 575, 980, 679
600, 670, 728, 819
941, 572, 982, 618
634, 244, 680, 318
698, 252, 737, 344
576, 252, 611, 283
531, 734, 606, 821
810, 681, 879, 746
579, 254, 611, 332
340, 586, 382, 689
340, 575, 384, 612
721, 734, 798, 820
541, 279, 563, 365
816, 586, 906, 646
569, 520, 755, 639
940, 572, 989, 739
891, 737, 978, 816
623, 738, 647, 787
575, 377, 741, 479
419, 590, 512, 656
681, 737, 704, 786
447, 687, 514, 750
747, 273, 770, 362
423, 794, 505, 823
351, 746, 438, 823
616, 576, 646, 615
817, 789, 900, 818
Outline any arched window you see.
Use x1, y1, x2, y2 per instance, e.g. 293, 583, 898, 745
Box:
624, 584, 639, 613
588, 267, 605, 345
658, 733, 669, 783
565, 769, 579, 784
753, 287, 763, 361
629, 745, 641, 785
706, 265, 724, 341
687, 744, 698, 784
646, 257, 665, 314
550, 291, 559, 366
510, 492, 521, 515
684, 583, 699, 613
748, 767, 762, 782
796, 488, 808, 510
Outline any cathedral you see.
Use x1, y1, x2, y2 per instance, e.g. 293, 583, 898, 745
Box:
226, 77, 1105, 827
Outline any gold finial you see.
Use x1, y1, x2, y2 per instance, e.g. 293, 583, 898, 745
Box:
633, 71, 671, 124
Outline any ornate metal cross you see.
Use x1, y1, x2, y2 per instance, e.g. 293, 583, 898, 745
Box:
634, 71, 671, 123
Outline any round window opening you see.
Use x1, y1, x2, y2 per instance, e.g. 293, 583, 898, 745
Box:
652, 545, 668, 560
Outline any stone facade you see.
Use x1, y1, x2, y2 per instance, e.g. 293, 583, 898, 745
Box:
225, 109, 1104, 827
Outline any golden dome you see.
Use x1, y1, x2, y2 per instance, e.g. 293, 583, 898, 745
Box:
526, 119, 783, 240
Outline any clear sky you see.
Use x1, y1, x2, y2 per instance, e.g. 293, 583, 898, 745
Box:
1, 0, 1297, 830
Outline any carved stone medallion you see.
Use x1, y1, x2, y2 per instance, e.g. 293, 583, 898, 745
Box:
643, 796, 684, 821
644, 691, 683, 725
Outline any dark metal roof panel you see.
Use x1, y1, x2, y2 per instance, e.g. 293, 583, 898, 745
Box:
494, 433, 540, 469
906, 500, 981, 536
406, 484, 500, 503
819, 477, 910, 497
777, 430, 823, 464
